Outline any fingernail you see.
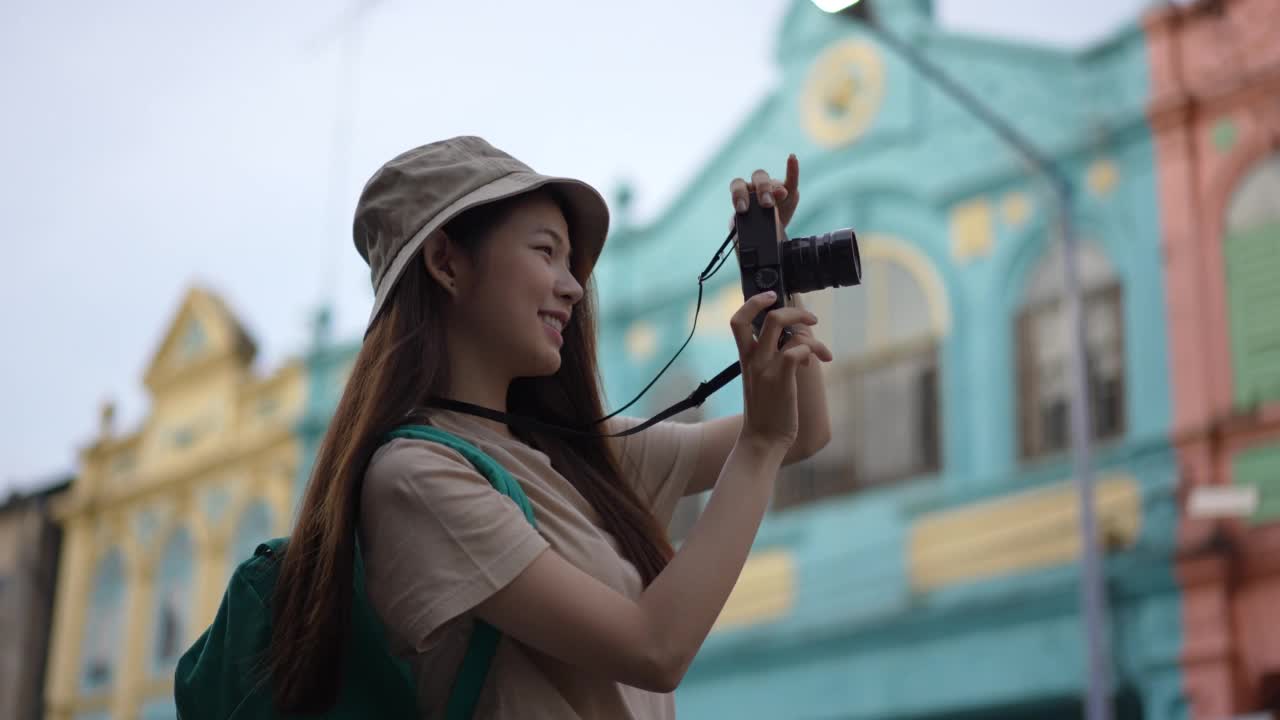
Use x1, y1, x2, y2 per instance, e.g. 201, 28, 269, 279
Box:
764, 291, 777, 300
759, 193, 773, 208
735, 199, 747, 213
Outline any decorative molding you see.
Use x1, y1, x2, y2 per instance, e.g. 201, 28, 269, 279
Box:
1000, 191, 1033, 229
862, 234, 952, 335
1087, 158, 1121, 197
800, 39, 885, 149
949, 197, 995, 261
624, 321, 659, 363
909, 473, 1142, 592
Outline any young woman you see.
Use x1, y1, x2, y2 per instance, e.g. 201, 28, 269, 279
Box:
270, 136, 833, 718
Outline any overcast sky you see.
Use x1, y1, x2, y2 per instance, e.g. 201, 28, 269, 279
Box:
1, 0, 1157, 495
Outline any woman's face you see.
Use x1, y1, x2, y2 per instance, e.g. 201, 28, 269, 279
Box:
446, 193, 584, 380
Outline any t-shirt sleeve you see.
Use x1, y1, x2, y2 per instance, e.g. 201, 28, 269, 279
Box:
604, 416, 707, 528
358, 438, 550, 654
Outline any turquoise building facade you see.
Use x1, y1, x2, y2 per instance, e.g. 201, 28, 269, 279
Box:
294, 2, 1187, 717
593, 2, 1184, 718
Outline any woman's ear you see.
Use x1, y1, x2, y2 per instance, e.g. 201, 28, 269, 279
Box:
421, 229, 464, 297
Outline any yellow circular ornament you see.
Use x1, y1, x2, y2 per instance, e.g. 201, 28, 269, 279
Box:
800, 39, 885, 148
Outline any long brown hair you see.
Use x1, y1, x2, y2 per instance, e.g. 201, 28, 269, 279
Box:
268, 191, 674, 712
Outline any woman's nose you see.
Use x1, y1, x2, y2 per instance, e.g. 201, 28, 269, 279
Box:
558, 271, 584, 304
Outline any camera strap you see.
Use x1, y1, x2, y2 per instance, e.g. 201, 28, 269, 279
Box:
428, 360, 742, 439
424, 228, 745, 438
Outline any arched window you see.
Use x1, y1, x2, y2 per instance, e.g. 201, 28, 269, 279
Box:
1016, 240, 1124, 459
776, 237, 947, 509
151, 529, 193, 673
178, 317, 207, 360
1224, 153, 1280, 407
232, 501, 274, 569
80, 549, 125, 692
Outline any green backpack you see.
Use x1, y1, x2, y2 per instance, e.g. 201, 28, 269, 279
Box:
174, 425, 536, 719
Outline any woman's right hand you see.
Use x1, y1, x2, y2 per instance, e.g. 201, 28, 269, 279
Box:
729, 291, 819, 451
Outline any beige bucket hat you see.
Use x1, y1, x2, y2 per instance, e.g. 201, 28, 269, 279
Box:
353, 136, 611, 332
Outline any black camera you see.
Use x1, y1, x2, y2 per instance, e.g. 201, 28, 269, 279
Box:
735, 191, 862, 340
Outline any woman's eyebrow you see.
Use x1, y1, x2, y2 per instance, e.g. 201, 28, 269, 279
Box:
534, 226, 571, 252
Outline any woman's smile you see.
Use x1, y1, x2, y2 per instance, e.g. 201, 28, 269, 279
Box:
539, 311, 566, 347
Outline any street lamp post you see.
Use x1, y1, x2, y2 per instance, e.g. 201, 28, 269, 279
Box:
813, 3, 1113, 719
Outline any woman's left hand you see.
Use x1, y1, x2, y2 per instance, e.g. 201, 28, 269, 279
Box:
779, 295, 833, 365
729, 153, 801, 229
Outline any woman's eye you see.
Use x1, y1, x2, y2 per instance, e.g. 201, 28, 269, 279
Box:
537, 246, 554, 256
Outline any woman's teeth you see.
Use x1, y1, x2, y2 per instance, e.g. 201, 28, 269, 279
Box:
539, 313, 564, 332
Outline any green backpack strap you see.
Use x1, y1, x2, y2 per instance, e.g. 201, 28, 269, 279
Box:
174, 425, 530, 720
384, 424, 537, 720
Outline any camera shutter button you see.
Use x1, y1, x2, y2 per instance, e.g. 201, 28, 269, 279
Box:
753, 268, 780, 290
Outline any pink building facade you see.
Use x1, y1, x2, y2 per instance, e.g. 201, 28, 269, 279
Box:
1146, 0, 1280, 716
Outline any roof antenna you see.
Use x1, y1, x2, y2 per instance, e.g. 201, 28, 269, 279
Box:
308, 0, 388, 331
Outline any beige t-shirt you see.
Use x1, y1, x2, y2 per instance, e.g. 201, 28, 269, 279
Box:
359, 409, 706, 720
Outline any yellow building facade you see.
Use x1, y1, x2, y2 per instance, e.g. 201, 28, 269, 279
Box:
43, 288, 304, 720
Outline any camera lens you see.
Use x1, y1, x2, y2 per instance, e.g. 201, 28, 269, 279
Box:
782, 228, 861, 294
